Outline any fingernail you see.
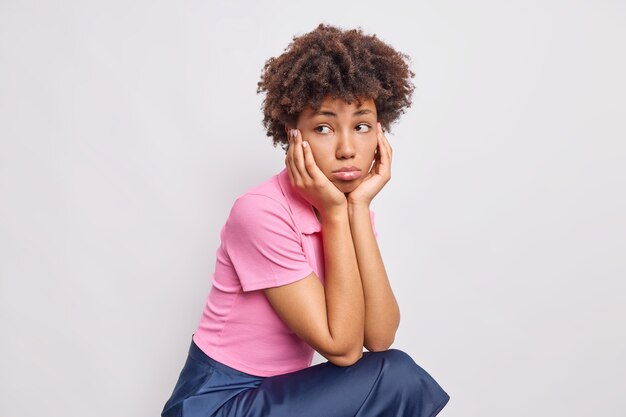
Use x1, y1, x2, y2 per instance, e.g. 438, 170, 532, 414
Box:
291, 129, 298, 138
302, 141, 308, 148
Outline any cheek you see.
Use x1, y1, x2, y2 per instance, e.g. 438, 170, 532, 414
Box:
308, 143, 332, 165
365, 138, 378, 159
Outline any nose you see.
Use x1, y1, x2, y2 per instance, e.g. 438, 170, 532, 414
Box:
335, 131, 356, 160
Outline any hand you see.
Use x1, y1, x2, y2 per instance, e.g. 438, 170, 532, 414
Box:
347, 123, 392, 206
285, 128, 347, 216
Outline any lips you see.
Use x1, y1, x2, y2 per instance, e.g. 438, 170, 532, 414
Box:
331, 166, 362, 181
334, 166, 360, 173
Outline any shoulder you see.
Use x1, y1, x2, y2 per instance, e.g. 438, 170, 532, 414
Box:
224, 173, 296, 237
229, 173, 289, 219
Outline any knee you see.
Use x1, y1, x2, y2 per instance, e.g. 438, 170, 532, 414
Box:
363, 349, 416, 378
362, 349, 449, 413
379, 349, 419, 378
375, 349, 434, 393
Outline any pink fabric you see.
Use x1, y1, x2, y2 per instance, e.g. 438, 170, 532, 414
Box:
193, 168, 377, 377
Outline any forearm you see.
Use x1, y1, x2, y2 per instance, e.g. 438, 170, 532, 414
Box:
319, 206, 365, 360
348, 202, 400, 351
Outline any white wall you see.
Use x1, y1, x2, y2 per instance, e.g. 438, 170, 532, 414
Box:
1, 1, 624, 416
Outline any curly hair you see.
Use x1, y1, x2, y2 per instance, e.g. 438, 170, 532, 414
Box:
257, 23, 415, 149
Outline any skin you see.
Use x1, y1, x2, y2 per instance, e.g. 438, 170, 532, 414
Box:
264, 97, 401, 366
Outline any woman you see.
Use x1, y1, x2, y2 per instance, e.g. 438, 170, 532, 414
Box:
162, 23, 450, 417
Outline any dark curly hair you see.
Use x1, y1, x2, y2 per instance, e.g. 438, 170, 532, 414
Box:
257, 23, 415, 149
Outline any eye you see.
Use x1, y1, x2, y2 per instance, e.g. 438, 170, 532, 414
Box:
355, 123, 372, 133
314, 125, 332, 134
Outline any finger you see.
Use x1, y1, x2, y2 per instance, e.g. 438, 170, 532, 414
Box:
378, 126, 392, 164
286, 129, 301, 184
292, 129, 312, 182
369, 137, 381, 171
368, 150, 379, 174
383, 135, 392, 162
378, 123, 393, 160
301, 140, 324, 180
286, 152, 297, 184
285, 131, 296, 181
375, 132, 391, 177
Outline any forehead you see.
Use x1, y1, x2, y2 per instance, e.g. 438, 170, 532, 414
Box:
300, 97, 377, 118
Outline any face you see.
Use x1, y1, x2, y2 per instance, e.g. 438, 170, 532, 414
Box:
294, 96, 378, 194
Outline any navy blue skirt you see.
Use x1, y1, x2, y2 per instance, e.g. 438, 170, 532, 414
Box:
162, 337, 450, 417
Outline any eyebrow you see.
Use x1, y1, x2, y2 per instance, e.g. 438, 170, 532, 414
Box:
313, 109, 375, 117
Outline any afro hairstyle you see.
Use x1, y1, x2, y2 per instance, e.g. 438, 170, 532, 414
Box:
257, 23, 415, 149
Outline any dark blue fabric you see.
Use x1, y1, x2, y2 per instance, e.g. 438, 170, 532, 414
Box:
162, 338, 450, 417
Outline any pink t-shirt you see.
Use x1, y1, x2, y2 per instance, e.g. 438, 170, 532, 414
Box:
193, 168, 377, 377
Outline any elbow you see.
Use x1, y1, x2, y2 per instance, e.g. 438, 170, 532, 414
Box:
364, 315, 399, 352
328, 349, 364, 367
322, 340, 364, 367
364, 335, 395, 352
317, 333, 364, 367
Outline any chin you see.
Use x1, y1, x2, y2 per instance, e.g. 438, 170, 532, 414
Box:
336, 181, 360, 195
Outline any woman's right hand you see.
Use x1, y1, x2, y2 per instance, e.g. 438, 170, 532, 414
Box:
285, 128, 346, 216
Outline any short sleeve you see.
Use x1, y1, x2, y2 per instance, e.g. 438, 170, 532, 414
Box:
223, 193, 314, 292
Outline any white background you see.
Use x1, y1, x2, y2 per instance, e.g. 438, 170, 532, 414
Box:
1, 1, 625, 416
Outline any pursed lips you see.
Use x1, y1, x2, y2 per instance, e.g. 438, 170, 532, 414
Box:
331, 166, 362, 180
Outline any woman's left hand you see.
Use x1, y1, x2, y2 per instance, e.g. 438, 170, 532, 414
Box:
347, 123, 392, 206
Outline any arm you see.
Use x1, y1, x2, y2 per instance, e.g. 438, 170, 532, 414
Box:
347, 124, 400, 351
348, 203, 399, 351
265, 129, 364, 366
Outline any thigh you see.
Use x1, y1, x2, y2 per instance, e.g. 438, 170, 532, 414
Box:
216, 354, 379, 417
216, 349, 449, 417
